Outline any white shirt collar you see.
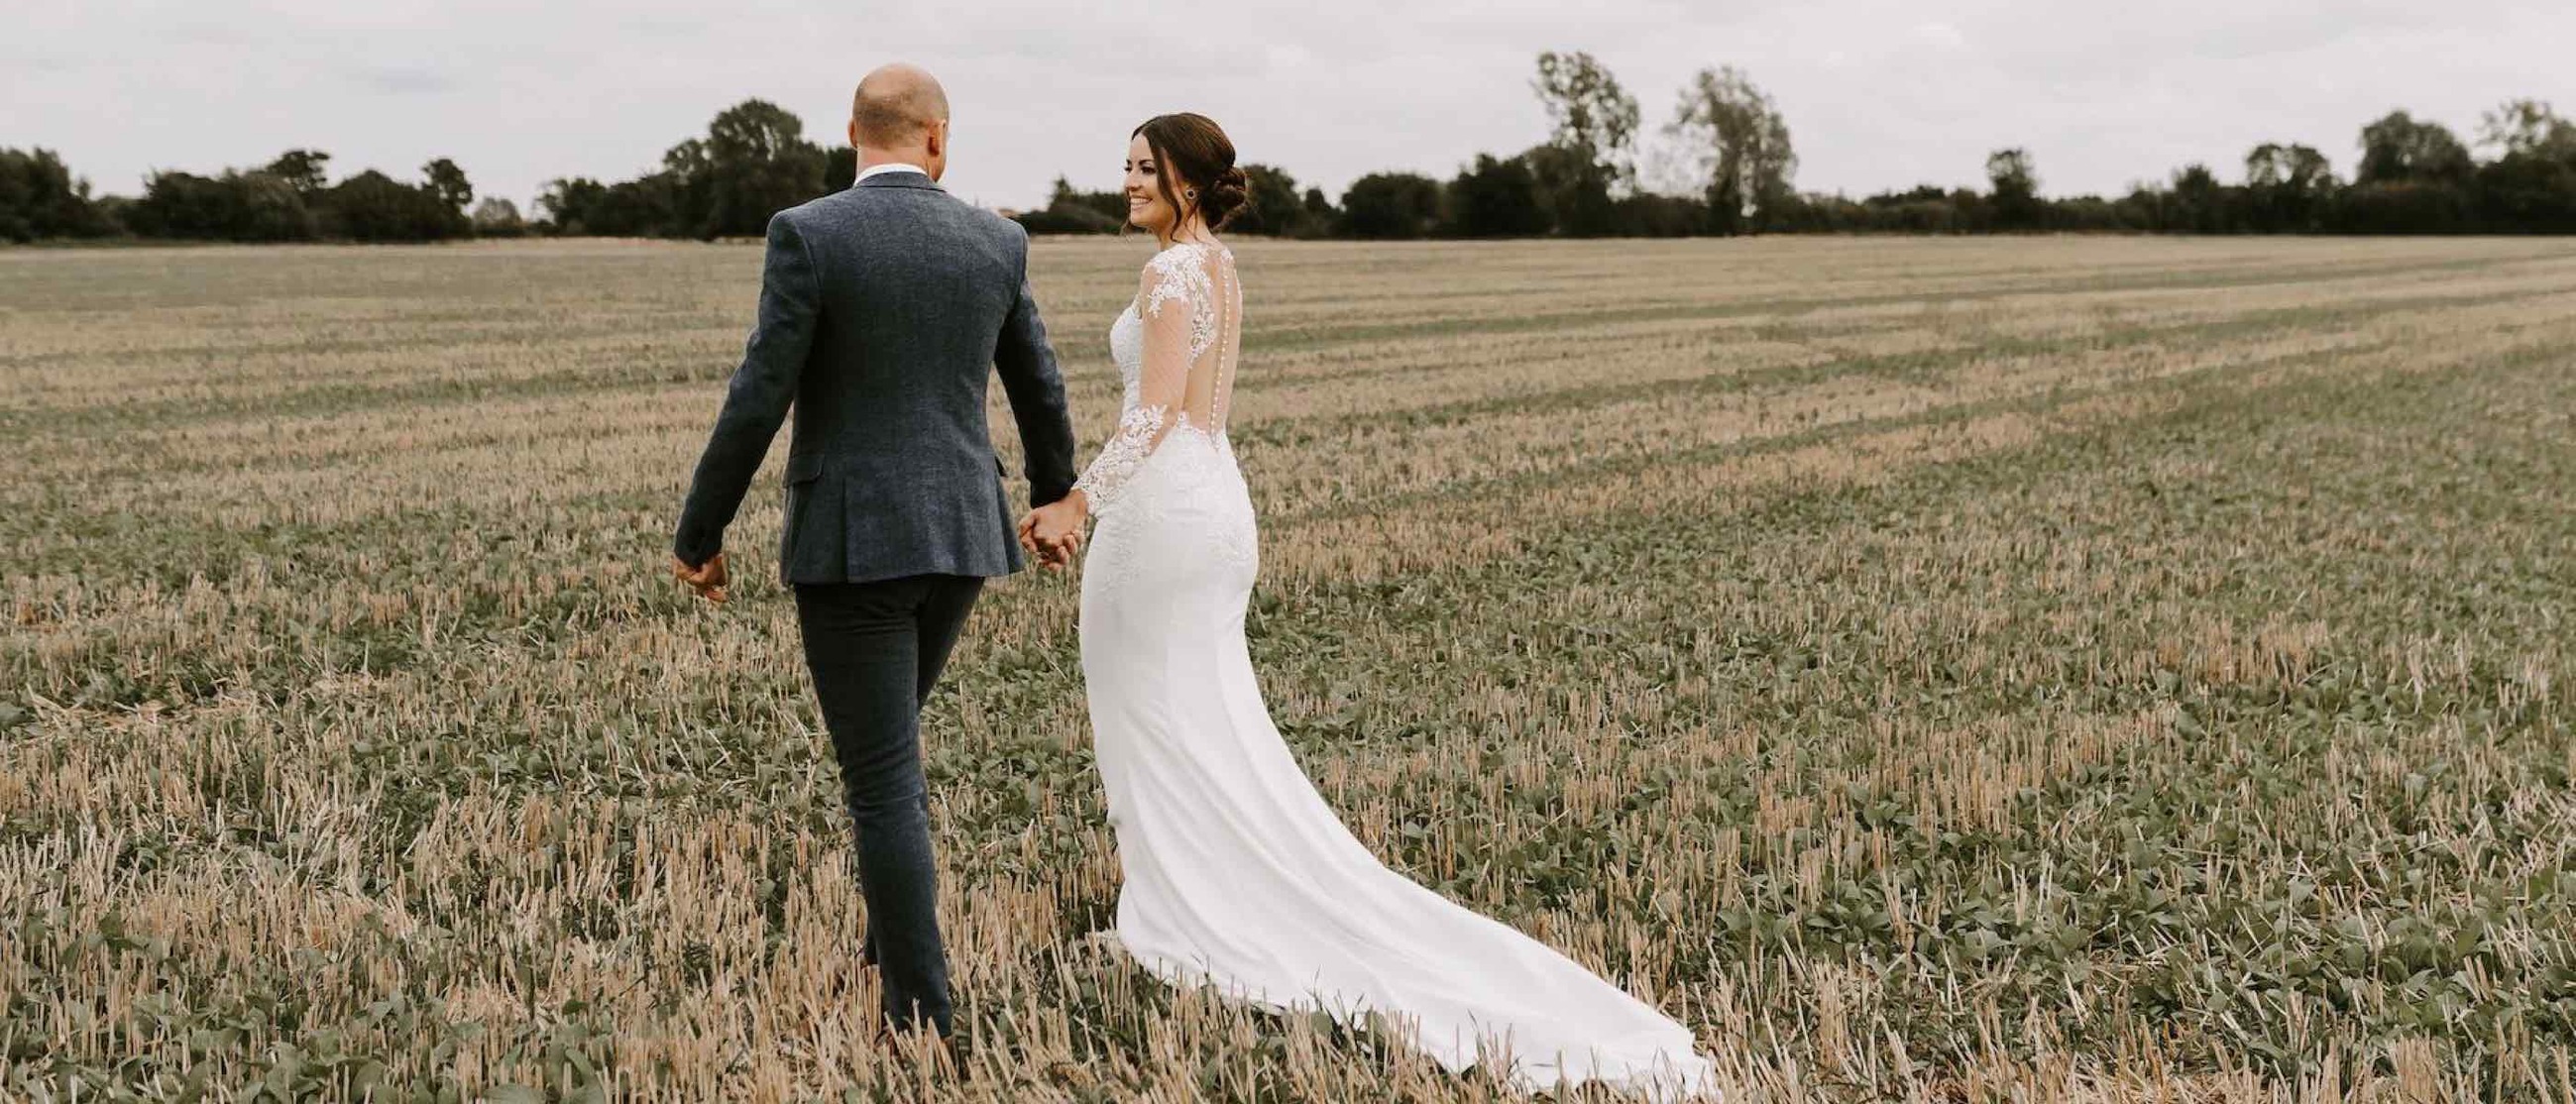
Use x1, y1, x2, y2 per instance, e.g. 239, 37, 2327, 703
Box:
856, 163, 930, 182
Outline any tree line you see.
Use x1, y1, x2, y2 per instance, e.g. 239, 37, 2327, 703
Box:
1, 146, 498, 244
7, 55, 2573, 244
1016, 55, 2575, 239
0, 99, 847, 245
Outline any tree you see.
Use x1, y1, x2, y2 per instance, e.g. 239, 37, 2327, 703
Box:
537, 176, 609, 234
1013, 175, 1124, 234
2045, 193, 2130, 232
1053, 175, 1127, 225
1301, 187, 1338, 230
2243, 143, 2335, 232
421, 158, 472, 212
660, 137, 714, 235
471, 196, 526, 237
0, 148, 113, 241
326, 169, 456, 242
533, 100, 840, 239
1228, 164, 1308, 236
824, 145, 857, 192
1531, 51, 1641, 189
1985, 148, 2044, 229
1338, 172, 1442, 239
129, 169, 313, 241
419, 158, 474, 236
264, 150, 331, 196
689, 98, 830, 238
2474, 153, 2576, 233
2345, 111, 2476, 233
2243, 143, 2332, 190
1527, 52, 1640, 236
1015, 175, 1124, 234
1668, 65, 1797, 233
2357, 111, 2474, 185
2167, 164, 2232, 233
585, 175, 682, 237
1857, 183, 1967, 233
1610, 192, 1711, 237
2472, 99, 2576, 233
2332, 178, 2472, 234
2477, 98, 2576, 160
1517, 143, 1611, 236
1444, 154, 1549, 238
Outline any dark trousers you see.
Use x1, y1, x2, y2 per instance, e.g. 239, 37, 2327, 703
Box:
793, 573, 984, 1037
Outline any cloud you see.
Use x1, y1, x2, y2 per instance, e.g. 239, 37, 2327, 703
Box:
352, 65, 455, 95
1914, 22, 1966, 51
10, 0, 2571, 208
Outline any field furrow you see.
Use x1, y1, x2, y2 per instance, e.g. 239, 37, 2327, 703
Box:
3, 236, 2570, 1102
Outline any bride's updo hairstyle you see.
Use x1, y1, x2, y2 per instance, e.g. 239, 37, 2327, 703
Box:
1135, 113, 1251, 231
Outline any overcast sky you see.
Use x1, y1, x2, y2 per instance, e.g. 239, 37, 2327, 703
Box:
9, 0, 2569, 212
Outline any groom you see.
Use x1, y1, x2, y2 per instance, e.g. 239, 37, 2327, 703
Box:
670, 62, 1078, 1041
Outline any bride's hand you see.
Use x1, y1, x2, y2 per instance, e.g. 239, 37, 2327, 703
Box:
1024, 497, 1087, 570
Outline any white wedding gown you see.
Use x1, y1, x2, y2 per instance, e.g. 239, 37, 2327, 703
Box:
1069, 240, 1720, 1100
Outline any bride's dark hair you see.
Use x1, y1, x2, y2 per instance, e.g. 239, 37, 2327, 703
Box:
1134, 113, 1250, 231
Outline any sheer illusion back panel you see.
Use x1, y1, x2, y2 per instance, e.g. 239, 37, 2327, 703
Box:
1071, 242, 1241, 512
1154, 242, 1234, 435
1189, 246, 1238, 434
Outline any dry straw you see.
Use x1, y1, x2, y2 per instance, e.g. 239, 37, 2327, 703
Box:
4, 235, 2572, 1101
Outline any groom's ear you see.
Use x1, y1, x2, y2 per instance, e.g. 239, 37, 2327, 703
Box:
846, 118, 860, 151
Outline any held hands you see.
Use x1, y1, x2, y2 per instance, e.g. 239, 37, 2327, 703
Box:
674, 497, 1077, 601
672, 551, 729, 604
1017, 495, 1088, 571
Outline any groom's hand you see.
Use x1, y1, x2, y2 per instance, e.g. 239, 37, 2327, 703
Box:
1020, 498, 1086, 571
672, 551, 729, 604
1015, 512, 1050, 566
1017, 511, 1069, 570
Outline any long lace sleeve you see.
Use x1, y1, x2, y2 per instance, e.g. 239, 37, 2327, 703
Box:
1072, 250, 1212, 513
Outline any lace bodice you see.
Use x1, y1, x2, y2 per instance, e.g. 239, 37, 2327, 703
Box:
1072, 240, 1241, 514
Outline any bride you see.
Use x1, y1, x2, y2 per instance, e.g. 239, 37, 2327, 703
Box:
1017, 113, 1719, 1100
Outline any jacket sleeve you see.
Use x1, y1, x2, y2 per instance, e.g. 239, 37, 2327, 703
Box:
673, 211, 819, 567
994, 225, 1079, 506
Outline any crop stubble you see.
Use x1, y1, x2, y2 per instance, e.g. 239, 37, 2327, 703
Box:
3, 236, 2572, 1101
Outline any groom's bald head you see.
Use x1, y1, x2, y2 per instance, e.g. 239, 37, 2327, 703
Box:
851, 63, 950, 149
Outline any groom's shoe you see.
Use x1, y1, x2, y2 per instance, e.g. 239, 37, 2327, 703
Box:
858, 929, 878, 967
871, 1016, 957, 1071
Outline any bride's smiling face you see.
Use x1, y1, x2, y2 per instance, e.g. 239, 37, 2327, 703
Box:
1124, 134, 1178, 236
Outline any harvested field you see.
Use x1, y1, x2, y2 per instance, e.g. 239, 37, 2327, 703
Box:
4, 235, 2573, 1101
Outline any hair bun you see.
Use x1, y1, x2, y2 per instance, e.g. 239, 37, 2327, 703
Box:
1135, 113, 1252, 230
1203, 165, 1252, 229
